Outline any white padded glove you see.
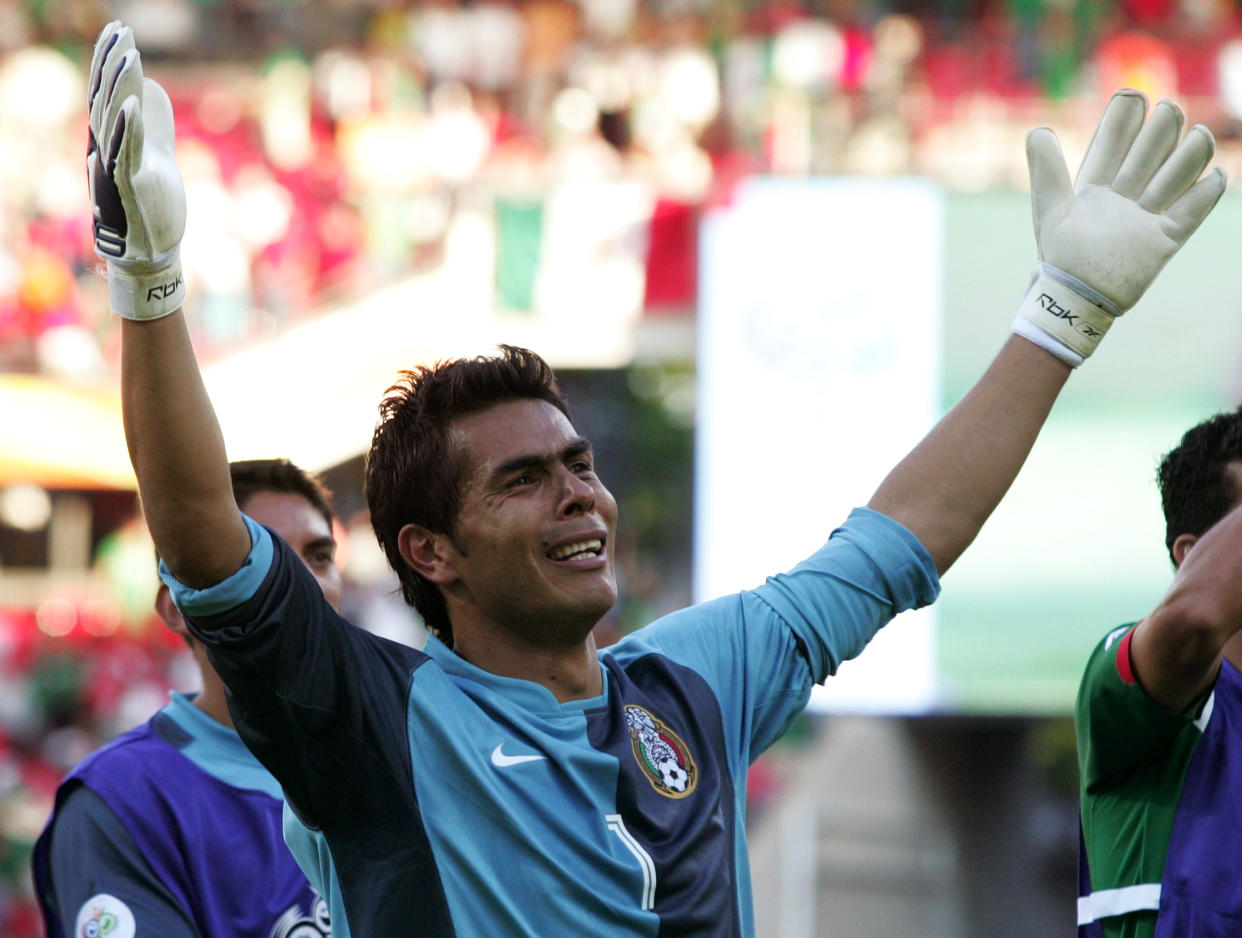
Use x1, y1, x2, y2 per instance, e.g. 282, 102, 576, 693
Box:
87, 21, 186, 320
1013, 89, 1226, 367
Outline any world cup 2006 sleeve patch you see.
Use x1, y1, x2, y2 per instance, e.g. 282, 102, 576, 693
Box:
75, 893, 137, 938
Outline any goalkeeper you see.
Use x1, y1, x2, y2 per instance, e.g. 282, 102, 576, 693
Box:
87, 18, 1224, 937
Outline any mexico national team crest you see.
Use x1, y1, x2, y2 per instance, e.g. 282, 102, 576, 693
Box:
624, 705, 697, 798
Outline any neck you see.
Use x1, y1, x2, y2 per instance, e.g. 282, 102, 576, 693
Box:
451, 626, 602, 703
1224, 632, 1242, 673
192, 648, 236, 728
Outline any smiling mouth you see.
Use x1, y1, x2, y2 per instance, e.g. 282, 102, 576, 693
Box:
548, 538, 604, 561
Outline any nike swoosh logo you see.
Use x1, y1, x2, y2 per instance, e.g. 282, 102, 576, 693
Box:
491, 744, 547, 768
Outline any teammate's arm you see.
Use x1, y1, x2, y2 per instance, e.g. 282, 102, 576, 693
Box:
1128, 502, 1242, 712
39, 787, 201, 938
869, 90, 1225, 575
89, 22, 249, 586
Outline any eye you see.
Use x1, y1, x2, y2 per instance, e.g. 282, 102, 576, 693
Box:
507, 472, 536, 489
307, 547, 336, 566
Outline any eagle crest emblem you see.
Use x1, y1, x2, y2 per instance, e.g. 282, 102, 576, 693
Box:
624, 705, 698, 798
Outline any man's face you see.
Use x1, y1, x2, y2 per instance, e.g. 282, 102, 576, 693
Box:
242, 490, 342, 611
444, 398, 619, 641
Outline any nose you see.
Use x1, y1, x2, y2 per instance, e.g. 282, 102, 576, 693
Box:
558, 467, 596, 517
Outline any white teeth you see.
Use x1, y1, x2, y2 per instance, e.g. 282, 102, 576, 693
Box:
549, 539, 603, 561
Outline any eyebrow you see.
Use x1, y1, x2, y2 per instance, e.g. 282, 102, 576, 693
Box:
490, 437, 593, 482
303, 535, 337, 554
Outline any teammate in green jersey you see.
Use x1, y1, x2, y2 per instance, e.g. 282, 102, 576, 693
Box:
1077, 406, 1242, 938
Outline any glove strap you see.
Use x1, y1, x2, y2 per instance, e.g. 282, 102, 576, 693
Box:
107, 249, 185, 321
1011, 265, 1118, 368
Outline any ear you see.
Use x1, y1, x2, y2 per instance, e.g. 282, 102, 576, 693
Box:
154, 584, 192, 642
397, 523, 460, 585
1171, 532, 1198, 568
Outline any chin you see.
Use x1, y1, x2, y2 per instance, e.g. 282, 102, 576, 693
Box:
559, 591, 618, 636
590, 593, 619, 622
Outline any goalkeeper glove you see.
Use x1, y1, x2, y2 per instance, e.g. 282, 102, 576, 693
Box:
87, 21, 186, 320
1013, 88, 1226, 367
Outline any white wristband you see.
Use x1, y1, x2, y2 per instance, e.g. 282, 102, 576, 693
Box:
1011, 267, 1117, 367
1012, 317, 1084, 368
107, 251, 185, 321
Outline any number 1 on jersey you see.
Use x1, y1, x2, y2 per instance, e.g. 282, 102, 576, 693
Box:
605, 814, 656, 911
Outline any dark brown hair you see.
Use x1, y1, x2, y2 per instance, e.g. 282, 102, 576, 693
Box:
230, 458, 335, 529
1158, 405, 1242, 566
364, 346, 571, 645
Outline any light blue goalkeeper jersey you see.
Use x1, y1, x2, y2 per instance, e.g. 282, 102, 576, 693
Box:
166, 506, 938, 937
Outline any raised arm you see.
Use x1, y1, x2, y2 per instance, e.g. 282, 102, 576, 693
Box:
90, 22, 248, 585
870, 90, 1225, 574
1129, 499, 1242, 712
868, 336, 1067, 574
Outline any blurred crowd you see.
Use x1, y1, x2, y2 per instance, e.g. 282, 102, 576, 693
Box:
4, 0, 1242, 932
6, 0, 1242, 380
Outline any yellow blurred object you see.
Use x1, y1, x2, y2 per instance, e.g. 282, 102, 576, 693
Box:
0, 374, 135, 489
18, 248, 73, 313
1095, 32, 1178, 103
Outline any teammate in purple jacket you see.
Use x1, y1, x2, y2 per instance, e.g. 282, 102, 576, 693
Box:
32, 460, 339, 938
